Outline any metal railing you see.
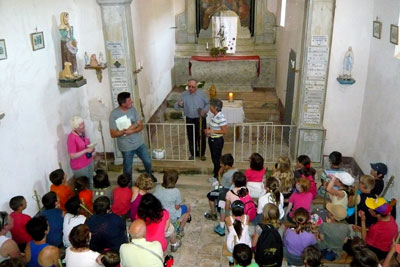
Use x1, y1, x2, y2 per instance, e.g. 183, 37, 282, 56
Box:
142, 123, 195, 161
233, 123, 296, 163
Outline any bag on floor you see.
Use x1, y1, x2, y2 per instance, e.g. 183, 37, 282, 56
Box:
231, 189, 257, 221
255, 224, 283, 267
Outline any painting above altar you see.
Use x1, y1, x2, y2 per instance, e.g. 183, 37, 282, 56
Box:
196, 0, 255, 36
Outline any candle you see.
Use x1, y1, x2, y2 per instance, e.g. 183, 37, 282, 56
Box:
229, 92, 233, 102
206, 42, 209, 50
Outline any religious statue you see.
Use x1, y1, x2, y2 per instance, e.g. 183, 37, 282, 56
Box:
89, 54, 99, 67
59, 12, 78, 75
337, 46, 355, 85
343, 46, 354, 78
84, 52, 89, 66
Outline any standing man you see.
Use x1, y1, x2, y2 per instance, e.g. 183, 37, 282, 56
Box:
174, 79, 209, 160
109, 92, 157, 182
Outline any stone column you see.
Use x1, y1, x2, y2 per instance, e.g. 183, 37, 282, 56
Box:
96, 0, 140, 164
295, 0, 335, 162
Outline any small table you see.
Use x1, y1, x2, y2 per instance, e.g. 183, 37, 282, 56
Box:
207, 100, 244, 124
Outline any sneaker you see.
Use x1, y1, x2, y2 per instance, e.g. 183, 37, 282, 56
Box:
189, 155, 194, 160
187, 215, 192, 223
170, 240, 181, 252
214, 225, 225, 236
208, 177, 218, 183
211, 181, 219, 188
200, 156, 206, 161
150, 174, 158, 183
229, 261, 234, 266
204, 212, 218, 221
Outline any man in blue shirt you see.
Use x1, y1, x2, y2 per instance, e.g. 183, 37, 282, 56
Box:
174, 79, 209, 160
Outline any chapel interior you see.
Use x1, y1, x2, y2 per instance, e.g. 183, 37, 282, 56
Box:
0, 0, 400, 266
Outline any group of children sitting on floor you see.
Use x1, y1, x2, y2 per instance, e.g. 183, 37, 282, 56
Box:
204, 151, 399, 267
0, 168, 191, 267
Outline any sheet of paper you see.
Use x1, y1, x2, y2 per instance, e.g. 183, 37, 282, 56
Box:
115, 115, 131, 131
218, 200, 226, 209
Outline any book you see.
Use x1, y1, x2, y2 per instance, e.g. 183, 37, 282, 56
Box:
115, 115, 131, 131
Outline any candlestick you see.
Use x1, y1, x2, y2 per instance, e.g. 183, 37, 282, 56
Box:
228, 92, 233, 102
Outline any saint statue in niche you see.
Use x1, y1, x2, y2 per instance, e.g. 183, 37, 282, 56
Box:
199, 0, 251, 30
343, 46, 354, 78
59, 12, 78, 75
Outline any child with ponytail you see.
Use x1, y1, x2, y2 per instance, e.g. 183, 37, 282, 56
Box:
272, 156, 295, 199
254, 177, 284, 225
283, 208, 316, 266
225, 200, 252, 266
294, 155, 317, 199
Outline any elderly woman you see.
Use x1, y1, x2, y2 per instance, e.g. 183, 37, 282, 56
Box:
65, 224, 102, 267
0, 212, 22, 263
204, 98, 227, 183
67, 116, 95, 188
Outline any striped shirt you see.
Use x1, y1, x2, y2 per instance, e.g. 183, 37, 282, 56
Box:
209, 112, 227, 138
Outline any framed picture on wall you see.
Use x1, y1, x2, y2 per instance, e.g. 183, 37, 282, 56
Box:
373, 20, 382, 39
0, 39, 7, 60
30, 31, 45, 51
390, 24, 399, 45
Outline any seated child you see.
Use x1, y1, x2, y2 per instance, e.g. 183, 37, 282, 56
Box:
49, 168, 73, 212
318, 151, 342, 198
255, 177, 284, 225
317, 203, 350, 260
39, 192, 63, 247
214, 172, 246, 236
252, 203, 281, 248
286, 178, 313, 223
225, 201, 252, 265
63, 196, 87, 247
294, 155, 317, 199
272, 156, 294, 199
25, 217, 60, 266
360, 197, 398, 260
233, 243, 258, 267
245, 153, 266, 199
111, 174, 133, 217
9, 196, 32, 252
93, 169, 112, 202
350, 246, 380, 267
303, 246, 322, 267
154, 170, 191, 237
346, 175, 377, 227
370, 162, 388, 196
74, 176, 93, 212
326, 171, 355, 210
130, 174, 154, 221
100, 250, 120, 267
204, 153, 238, 221
283, 208, 317, 266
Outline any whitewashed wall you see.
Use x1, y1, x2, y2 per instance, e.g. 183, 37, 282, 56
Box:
354, 0, 400, 221
0, 0, 181, 216
323, 0, 373, 155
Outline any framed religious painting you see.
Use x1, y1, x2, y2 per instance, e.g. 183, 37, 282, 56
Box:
390, 24, 399, 45
0, 39, 7, 60
30, 31, 45, 51
373, 20, 382, 39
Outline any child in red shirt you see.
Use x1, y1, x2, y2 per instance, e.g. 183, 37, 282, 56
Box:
111, 174, 133, 217
9, 196, 32, 251
49, 169, 73, 212
244, 153, 266, 198
75, 176, 93, 213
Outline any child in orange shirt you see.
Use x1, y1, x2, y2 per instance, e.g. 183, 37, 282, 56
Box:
49, 169, 73, 212
74, 176, 93, 212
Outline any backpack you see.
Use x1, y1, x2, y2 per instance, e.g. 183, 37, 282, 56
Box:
231, 189, 257, 221
255, 224, 283, 267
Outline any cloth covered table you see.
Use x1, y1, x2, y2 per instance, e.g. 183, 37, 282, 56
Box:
207, 100, 244, 124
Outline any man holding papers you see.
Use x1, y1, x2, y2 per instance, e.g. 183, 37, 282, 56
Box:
109, 92, 156, 183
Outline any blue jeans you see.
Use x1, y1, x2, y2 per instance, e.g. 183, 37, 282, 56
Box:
121, 144, 152, 180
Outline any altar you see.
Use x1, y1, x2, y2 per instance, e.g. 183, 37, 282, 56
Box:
189, 56, 260, 92
207, 100, 244, 124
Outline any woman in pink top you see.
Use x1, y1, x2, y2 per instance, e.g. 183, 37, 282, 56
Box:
67, 116, 95, 188
137, 194, 181, 252
244, 153, 266, 198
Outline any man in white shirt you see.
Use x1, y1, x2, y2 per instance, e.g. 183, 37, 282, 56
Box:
120, 219, 163, 267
